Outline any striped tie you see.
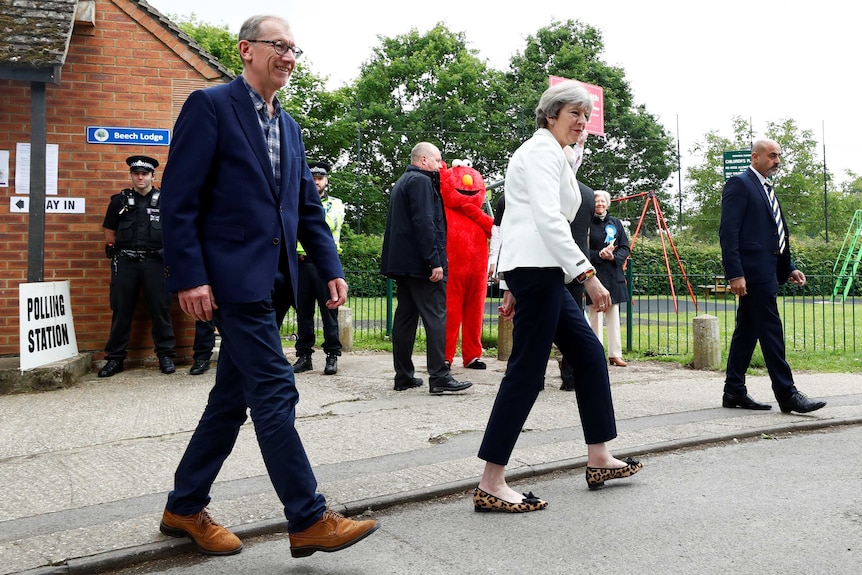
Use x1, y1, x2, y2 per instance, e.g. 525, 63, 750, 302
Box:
765, 182, 786, 253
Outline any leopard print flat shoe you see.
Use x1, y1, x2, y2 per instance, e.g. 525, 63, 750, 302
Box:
585, 457, 643, 490
473, 487, 548, 513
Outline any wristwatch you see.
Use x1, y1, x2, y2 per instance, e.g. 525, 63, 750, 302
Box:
575, 267, 596, 284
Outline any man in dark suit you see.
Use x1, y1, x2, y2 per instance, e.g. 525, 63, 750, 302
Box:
158, 14, 378, 559
719, 138, 826, 414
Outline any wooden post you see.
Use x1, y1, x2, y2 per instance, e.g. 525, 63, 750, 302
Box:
338, 307, 353, 352
692, 314, 720, 370
497, 314, 513, 361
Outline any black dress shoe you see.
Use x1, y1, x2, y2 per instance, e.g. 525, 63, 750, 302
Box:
189, 359, 210, 376
159, 356, 176, 374
778, 391, 827, 414
293, 355, 312, 373
429, 378, 472, 394
98, 359, 124, 378
466, 359, 487, 370
394, 377, 423, 391
560, 377, 576, 391
323, 354, 338, 375
722, 392, 771, 410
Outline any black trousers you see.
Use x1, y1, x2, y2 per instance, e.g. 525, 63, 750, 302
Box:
559, 281, 586, 380
295, 260, 341, 357
391, 276, 449, 385
193, 320, 216, 362
724, 282, 797, 401
478, 268, 617, 466
104, 256, 175, 360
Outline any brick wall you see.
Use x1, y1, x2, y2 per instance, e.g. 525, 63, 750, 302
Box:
0, 0, 229, 364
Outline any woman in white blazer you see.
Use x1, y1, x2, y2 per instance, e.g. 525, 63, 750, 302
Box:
473, 81, 642, 513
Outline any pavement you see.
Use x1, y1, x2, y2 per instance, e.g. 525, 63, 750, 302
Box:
1, 351, 860, 575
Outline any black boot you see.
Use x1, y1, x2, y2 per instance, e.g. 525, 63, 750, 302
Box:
293, 355, 312, 373
323, 354, 338, 375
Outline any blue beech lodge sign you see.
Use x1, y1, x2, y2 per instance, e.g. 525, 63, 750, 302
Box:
86, 126, 170, 146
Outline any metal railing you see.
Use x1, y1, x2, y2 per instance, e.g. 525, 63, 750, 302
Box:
283, 263, 861, 356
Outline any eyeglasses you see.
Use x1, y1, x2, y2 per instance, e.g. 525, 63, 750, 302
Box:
248, 39, 303, 59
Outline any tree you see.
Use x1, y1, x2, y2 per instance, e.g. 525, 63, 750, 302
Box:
351, 23, 514, 233
684, 117, 829, 240
504, 20, 677, 229
172, 14, 243, 76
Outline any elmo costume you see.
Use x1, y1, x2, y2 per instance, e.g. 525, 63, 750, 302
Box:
440, 160, 494, 367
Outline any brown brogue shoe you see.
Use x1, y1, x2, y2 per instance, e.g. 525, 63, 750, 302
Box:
289, 509, 379, 558
160, 509, 242, 556
609, 357, 627, 367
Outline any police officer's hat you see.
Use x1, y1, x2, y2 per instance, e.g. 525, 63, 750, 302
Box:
308, 161, 331, 177
126, 155, 159, 173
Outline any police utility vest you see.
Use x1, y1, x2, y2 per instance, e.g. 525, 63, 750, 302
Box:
113, 187, 163, 250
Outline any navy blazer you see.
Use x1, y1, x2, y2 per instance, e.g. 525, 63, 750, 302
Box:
160, 77, 343, 304
719, 167, 795, 288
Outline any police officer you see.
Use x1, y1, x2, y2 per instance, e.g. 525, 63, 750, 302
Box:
292, 161, 345, 375
99, 156, 176, 377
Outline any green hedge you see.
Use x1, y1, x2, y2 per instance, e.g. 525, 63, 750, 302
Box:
629, 235, 854, 297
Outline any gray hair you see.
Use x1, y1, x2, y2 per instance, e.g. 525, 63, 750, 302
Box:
535, 81, 593, 129
238, 15, 289, 42
594, 189, 611, 205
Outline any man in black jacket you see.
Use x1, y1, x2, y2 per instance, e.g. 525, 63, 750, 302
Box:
381, 142, 472, 394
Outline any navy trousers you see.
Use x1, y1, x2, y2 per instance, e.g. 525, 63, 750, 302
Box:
724, 283, 797, 401
295, 260, 341, 357
165, 298, 325, 533
478, 268, 617, 466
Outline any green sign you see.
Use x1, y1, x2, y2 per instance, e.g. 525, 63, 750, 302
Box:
723, 150, 751, 180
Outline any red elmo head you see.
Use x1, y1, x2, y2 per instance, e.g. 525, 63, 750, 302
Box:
440, 159, 486, 208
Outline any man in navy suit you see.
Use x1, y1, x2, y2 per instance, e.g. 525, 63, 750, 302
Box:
157, 14, 378, 559
719, 138, 826, 414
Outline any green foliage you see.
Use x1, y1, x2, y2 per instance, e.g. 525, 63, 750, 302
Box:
353, 23, 513, 217
340, 228, 386, 296
173, 14, 242, 76
684, 116, 835, 240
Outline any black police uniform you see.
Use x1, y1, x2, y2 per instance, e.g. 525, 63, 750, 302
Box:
102, 176, 176, 364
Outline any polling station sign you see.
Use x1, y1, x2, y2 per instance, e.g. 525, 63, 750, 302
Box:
19, 281, 79, 371
86, 126, 170, 146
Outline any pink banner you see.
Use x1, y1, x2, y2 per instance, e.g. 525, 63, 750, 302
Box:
549, 75, 605, 137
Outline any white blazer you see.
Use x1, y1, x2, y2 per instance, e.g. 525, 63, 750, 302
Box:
498, 128, 592, 284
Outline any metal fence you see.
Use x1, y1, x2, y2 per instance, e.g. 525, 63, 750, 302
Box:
282, 263, 861, 356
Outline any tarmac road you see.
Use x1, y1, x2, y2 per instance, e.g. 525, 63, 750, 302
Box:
3, 352, 860, 575
98, 424, 862, 575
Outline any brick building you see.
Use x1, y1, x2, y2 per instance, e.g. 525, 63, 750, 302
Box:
0, 0, 232, 365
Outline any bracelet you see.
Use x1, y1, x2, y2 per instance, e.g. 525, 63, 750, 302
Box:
575, 268, 596, 284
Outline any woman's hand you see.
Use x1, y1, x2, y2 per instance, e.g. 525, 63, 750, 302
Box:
584, 276, 611, 311
499, 290, 516, 320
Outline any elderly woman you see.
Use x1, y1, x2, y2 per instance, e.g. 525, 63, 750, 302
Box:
473, 81, 641, 513
587, 189, 631, 367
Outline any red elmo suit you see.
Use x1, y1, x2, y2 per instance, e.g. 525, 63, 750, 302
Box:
440, 160, 493, 367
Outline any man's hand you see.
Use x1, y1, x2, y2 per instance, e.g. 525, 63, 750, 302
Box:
729, 276, 747, 297
788, 270, 806, 286
178, 285, 217, 322
429, 267, 443, 282
325, 277, 349, 308
584, 276, 611, 311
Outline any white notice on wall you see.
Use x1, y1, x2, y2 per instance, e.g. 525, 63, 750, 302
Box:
19, 280, 79, 371
15, 142, 59, 195
0, 150, 9, 187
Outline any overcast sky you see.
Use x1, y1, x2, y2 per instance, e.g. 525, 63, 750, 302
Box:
147, 0, 859, 186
